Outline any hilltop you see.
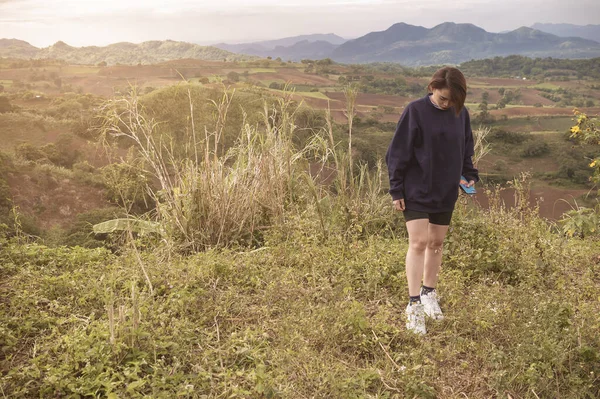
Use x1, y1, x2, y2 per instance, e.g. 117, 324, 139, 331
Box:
0, 39, 256, 65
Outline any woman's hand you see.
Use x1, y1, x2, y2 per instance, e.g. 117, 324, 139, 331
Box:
393, 199, 405, 211
460, 178, 475, 187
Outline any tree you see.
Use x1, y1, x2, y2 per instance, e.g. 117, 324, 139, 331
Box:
227, 71, 240, 82
481, 91, 489, 102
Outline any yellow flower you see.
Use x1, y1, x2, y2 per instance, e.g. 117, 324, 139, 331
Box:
590, 160, 598, 168
570, 125, 581, 134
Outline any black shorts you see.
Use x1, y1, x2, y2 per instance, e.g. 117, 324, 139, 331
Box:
403, 209, 453, 226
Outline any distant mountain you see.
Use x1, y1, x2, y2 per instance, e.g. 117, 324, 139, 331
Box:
213, 34, 347, 60
329, 22, 600, 65
531, 23, 600, 43
0, 39, 254, 64
214, 33, 346, 53
4, 23, 600, 67
0, 38, 39, 58
269, 40, 338, 60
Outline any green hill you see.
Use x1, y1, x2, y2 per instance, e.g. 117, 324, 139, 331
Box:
0, 39, 257, 65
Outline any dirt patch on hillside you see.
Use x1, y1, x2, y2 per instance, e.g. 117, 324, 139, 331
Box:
470, 78, 533, 87
473, 184, 590, 220
490, 107, 600, 117
6, 167, 111, 230
518, 90, 556, 106
257, 69, 336, 85
324, 92, 410, 108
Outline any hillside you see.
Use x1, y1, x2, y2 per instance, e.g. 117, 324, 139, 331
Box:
0, 39, 39, 58
0, 39, 255, 65
1, 95, 599, 395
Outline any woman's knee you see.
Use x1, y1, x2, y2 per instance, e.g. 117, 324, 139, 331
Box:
427, 239, 444, 252
409, 238, 428, 252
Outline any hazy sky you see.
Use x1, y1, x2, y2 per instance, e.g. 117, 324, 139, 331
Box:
1, 0, 599, 47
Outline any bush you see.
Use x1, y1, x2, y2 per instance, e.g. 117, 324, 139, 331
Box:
488, 129, 529, 144
15, 143, 45, 162
521, 141, 550, 157
63, 207, 124, 248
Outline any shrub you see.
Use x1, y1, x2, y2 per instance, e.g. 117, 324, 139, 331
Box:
488, 129, 528, 144
521, 141, 550, 157
63, 207, 125, 248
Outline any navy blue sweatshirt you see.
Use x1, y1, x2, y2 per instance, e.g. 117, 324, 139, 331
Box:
385, 94, 479, 213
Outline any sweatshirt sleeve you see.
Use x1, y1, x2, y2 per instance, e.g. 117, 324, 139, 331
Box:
462, 110, 479, 183
385, 106, 419, 200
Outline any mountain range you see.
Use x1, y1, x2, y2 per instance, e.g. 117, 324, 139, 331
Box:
2, 22, 600, 66
214, 23, 600, 65
328, 23, 600, 65
214, 33, 346, 55
0, 39, 253, 65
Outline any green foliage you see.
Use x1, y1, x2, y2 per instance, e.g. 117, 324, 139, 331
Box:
226, 71, 240, 82
570, 110, 600, 187
488, 129, 529, 144
44, 93, 102, 120
2, 198, 599, 397
0, 152, 14, 227
15, 133, 80, 167
560, 206, 599, 238
460, 55, 600, 79
62, 207, 125, 248
93, 218, 162, 236
521, 140, 550, 157
100, 154, 151, 213
358, 76, 424, 97
139, 84, 266, 158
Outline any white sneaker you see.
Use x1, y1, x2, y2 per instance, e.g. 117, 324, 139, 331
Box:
421, 290, 444, 320
405, 303, 426, 335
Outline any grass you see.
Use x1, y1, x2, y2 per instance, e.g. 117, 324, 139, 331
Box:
0, 113, 66, 150
1, 83, 599, 398
247, 68, 277, 73
291, 90, 335, 100
62, 66, 101, 75
1, 200, 599, 398
530, 83, 562, 90
529, 130, 563, 135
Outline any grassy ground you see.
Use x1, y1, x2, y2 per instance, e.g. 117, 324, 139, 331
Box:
1, 201, 599, 398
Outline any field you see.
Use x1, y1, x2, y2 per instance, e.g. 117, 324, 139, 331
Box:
1, 56, 600, 398
0, 57, 599, 231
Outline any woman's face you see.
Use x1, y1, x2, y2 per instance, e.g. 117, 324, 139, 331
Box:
431, 88, 452, 110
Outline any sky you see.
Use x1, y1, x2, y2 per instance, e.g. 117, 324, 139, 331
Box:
1, 0, 599, 47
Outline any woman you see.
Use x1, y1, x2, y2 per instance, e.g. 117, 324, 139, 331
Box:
385, 67, 479, 335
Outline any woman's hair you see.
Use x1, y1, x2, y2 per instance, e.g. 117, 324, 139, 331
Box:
427, 67, 467, 115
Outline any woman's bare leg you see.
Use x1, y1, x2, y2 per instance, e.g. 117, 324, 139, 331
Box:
423, 223, 450, 288
405, 219, 429, 296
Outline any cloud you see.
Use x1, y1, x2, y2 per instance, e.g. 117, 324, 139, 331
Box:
1, 0, 599, 47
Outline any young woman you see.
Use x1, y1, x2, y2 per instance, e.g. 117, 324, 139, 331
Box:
385, 67, 479, 335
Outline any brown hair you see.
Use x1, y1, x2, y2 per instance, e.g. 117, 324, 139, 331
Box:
427, 67, 467, 115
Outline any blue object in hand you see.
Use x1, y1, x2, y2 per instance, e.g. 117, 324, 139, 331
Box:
459, 175, 476, 194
